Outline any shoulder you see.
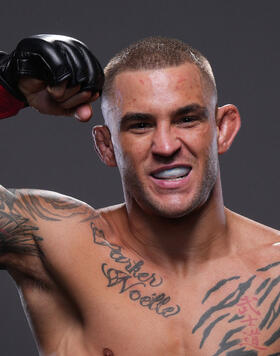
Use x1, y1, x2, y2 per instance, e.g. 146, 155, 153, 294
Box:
9, 188, 98, 223
226, 208, 280, 271
227, 208, 280, 242
0, 187, 100, 263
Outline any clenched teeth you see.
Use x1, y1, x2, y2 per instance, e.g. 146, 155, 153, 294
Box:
152, 167, 191, 179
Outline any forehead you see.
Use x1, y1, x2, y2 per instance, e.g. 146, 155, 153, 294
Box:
112, 63, 213, 115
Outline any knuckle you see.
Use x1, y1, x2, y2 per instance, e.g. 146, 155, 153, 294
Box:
81, 91, 91, 100
60, 101, 71, 109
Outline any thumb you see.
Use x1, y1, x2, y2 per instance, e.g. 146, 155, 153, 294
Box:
74, 104, 93, 122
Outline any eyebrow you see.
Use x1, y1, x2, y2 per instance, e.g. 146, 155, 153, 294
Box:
119, 113, 153, 130
171, 104, 209, 118
120, 112, 153, 125
120, 103, 209, 126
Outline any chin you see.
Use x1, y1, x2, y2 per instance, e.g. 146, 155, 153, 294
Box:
138, 195, 204, 219
153, 207, 193, 219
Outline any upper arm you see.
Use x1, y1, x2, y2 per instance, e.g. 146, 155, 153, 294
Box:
0, 185, 97, 270
0, 185, 42, 269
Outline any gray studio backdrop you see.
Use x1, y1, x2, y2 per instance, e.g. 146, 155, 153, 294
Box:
0, 0, 279, 354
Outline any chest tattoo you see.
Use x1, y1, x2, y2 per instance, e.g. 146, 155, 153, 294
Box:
90, 219, 280, 354
192, 261, 280, 355
91, 221, 181, 318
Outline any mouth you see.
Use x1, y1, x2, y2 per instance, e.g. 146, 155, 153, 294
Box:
150, 165, 192, 181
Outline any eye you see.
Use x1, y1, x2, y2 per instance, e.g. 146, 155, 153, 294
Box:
181, 116, 197, 122
128, 121, 153, 132
177, 115, 198, 126
131, 122, 150, 128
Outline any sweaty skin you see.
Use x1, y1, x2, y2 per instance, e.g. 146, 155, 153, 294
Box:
0, 64, 280, 356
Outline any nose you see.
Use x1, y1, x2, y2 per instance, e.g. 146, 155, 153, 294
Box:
151, 123, 181, 159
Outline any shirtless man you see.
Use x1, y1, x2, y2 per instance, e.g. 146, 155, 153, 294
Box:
0, 34, 279, 356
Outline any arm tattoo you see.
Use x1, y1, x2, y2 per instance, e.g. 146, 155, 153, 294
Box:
192, 261, 280, 355
0, 187, 96, 262
0, 188, 43, 260
8, 188, 97, 222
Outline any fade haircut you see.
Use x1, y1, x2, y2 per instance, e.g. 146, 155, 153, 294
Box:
102, 36, 217, 106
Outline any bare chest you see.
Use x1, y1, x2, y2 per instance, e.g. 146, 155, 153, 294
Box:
82, 269, 280, 355
55, 226, 280, 356
21, 220, 280, 356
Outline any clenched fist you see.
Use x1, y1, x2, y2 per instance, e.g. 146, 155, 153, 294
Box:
0, 34, 104, 121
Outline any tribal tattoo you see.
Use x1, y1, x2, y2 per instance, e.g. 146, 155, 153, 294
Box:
90, 220, 181, 318
0, 187, 95, 263
192, 261, 280, 355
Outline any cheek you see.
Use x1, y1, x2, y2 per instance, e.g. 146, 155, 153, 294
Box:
187, 124, 218, 160
200, 128, 219, 168
118, 134, 151, 167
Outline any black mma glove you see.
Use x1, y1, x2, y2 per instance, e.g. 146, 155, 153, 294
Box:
0, 34, 104, 105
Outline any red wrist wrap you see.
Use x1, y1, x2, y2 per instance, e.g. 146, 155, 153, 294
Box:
0, 85, 25, 119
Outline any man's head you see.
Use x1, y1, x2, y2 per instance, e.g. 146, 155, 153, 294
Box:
93, 37, 240, 218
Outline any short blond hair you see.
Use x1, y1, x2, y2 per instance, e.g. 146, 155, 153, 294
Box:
102, 36, 217, 102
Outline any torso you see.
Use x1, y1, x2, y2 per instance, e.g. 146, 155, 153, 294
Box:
8, 205, 280, 356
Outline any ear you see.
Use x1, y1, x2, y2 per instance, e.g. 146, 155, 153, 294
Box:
216, 104, 241, 154
92, 125, 117, 167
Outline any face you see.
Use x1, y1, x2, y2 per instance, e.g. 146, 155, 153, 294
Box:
103, 63, 219, 218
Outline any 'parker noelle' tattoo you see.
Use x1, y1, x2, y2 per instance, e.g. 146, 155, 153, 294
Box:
91, 221, 181, 318
192, 261, 280, 355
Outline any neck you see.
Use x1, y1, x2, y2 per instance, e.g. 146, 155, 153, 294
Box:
122, 177, 230, 274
